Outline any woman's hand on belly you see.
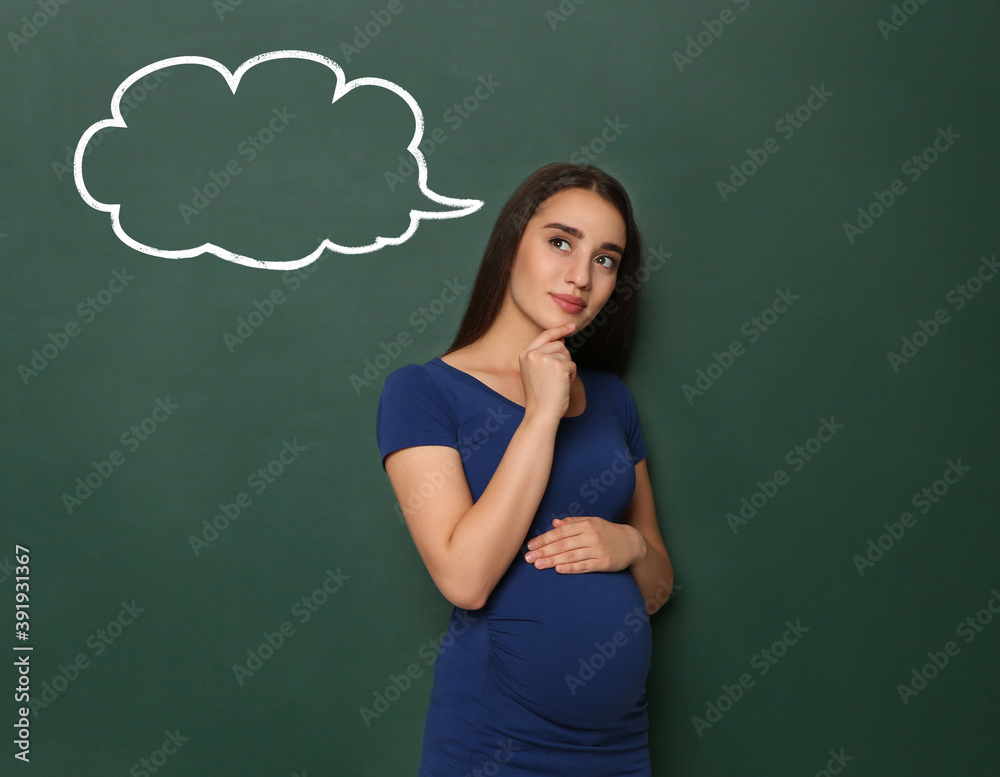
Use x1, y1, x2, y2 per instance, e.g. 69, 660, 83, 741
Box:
522, 516, 644, 574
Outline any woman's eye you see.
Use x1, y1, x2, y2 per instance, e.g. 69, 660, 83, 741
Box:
549, 237, 571, 251
596, 255, 619, 270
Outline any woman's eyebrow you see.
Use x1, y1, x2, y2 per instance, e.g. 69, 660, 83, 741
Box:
542, 222, 624, 255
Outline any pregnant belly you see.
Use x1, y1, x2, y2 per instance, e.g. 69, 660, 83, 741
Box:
485, 561, 652, 726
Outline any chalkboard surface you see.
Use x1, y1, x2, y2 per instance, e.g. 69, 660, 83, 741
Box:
3, 1, 999, 775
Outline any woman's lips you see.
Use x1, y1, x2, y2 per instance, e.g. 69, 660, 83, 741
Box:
551, 293, 585, 314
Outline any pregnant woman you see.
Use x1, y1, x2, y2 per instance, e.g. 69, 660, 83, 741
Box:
376, 162, 674, 776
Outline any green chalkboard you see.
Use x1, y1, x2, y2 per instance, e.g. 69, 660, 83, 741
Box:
2, 1, 999, 775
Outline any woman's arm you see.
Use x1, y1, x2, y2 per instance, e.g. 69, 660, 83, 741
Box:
383, 324, 576, 611
620, 459, 674, 615
385, 411, 559, 610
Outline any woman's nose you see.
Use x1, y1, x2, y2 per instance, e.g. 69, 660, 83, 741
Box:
564, 255, 591, 288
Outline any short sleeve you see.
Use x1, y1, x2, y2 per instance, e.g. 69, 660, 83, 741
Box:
376, 364, 459, 471
619, 379, 649, 464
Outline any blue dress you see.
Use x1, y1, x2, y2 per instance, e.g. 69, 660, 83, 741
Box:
376, 357, 653, 776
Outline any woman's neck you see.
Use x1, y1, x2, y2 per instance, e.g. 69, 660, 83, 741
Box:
453, 298, 546, 375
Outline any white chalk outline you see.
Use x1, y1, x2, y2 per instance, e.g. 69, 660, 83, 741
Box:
73, 50, 484, 270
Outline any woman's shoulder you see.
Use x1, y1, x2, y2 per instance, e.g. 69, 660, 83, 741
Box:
578, 365, 631, 396
382, 358, 446, 393
377, 359, 458, 429
579, 368, 642, 425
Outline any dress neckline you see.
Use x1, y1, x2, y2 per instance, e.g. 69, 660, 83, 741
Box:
430, 357, 592, 422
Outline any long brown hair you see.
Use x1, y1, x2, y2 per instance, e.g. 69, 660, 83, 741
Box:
444, 163, 645, 375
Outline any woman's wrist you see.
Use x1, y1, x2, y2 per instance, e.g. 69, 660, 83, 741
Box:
520, 406, 563, 434
627, 524, 648, 567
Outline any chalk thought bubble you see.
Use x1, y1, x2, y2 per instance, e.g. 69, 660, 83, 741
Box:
74, 50, 484, 270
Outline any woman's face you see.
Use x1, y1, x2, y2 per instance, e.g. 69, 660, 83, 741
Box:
507, 187, 627, 335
